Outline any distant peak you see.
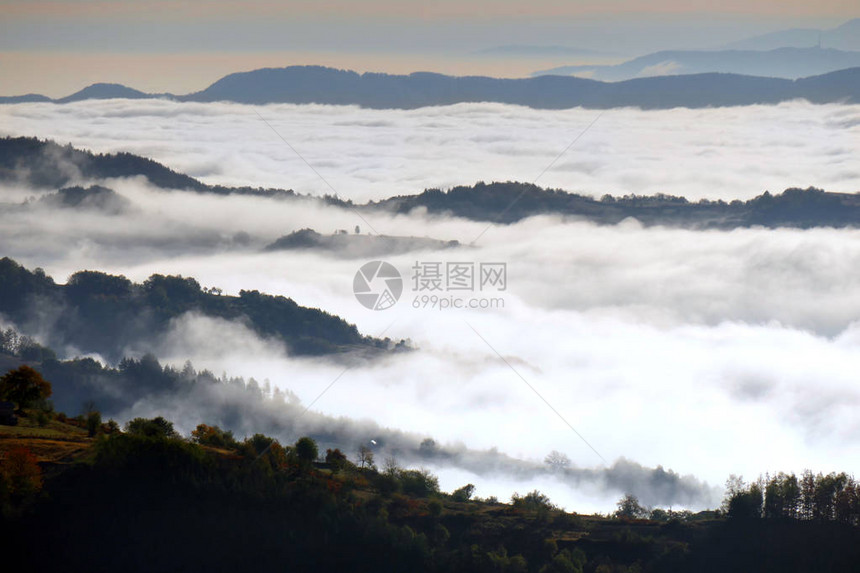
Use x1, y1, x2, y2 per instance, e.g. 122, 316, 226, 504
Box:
58, 82, 149, 103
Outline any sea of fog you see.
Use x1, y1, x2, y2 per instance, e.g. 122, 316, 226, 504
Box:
1, 99, 859, 513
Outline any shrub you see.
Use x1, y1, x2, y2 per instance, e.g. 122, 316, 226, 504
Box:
428, 499, 443, 517
35, 410, 50, 427
400, 469, 440, 498
512, 490, 556, 511
1, 447, 43, 497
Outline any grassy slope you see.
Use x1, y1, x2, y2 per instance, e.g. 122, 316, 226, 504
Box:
0, 412, 91, 465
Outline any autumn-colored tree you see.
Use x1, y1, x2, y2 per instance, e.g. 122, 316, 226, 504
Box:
1, 447, 43, 497
243, 434, 287, 471
191, 423, 237, 449
0, 365, 52, 410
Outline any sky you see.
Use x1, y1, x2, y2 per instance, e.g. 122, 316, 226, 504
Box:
0, 0, 853, 96
1, 98, 859, 511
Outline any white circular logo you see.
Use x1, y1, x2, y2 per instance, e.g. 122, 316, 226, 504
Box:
353, 261, 403, 310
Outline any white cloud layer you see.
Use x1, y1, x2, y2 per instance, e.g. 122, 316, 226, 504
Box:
2, 99, 860, 511
1, 98, 859, 202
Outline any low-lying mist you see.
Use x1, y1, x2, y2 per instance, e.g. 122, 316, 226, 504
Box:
2, 183, 859, 511
1, 98, 858, 202
1, 98, 859, 512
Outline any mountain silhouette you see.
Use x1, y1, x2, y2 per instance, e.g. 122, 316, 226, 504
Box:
180, 65, 860, 109
535, 47, 860, 81
2, 65, 860, 109
725, 18, 860, 51
56, 82, 152, 103
6, 137, 860, 231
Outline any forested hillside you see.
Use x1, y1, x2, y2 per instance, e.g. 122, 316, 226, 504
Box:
0, 258, 398, 361
1, 382, 858, 573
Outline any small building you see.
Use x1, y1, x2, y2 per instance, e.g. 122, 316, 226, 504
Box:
0, 401, 17, 426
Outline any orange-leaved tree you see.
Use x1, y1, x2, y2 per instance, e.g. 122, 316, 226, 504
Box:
0, 365, 52, 410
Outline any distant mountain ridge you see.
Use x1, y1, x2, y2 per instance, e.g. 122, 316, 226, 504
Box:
534, 47, 860, 81
2, 65, 860, 109
725, 18, 860, 51
4, 137, 860, 231
56, 82, 153, 103
370, 182, 860, 229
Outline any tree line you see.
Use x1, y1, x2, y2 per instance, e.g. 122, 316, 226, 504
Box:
724, 471, 860, 524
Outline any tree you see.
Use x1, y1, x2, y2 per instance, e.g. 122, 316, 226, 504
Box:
614, 493, 648, 519
722, 474, 746, 514
727, 483, 763, 519
814, 472, 848, 521
357, 445, 375, 470
325, 448, 348, 474
125, 416, 178, 439
782, 473, 801, 519
452, 483, 476, 502
295, 437, 319, 465
418, 438, 438, 457
544, 450, 571, 471
191, 424, 237, 449
800, 469, 816, 520
383, 455, 401, 477
86, 410, 102, 437
0, 365, 52, 410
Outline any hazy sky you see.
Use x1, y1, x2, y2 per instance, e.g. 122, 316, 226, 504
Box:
1, 0, 855, 19
0, 0, 853, 96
